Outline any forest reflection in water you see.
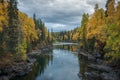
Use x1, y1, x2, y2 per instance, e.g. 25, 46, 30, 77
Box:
15, 44, 89, 80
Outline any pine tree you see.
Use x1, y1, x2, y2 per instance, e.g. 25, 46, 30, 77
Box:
81, 13, 89, 50
8, 0, 19, 54
47, 30, 50, 43
94, 4, 99, 12
41, 23, 44, 40
51, 28, 53, 42
33, 13, 37, 29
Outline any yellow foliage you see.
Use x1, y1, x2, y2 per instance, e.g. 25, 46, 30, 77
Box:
18, 12, 38, 42
0, 2, 8, 32
87, 9, 107, 42
72, 32, 79, 41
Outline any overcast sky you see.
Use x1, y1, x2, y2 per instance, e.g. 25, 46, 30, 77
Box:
18, 0, 108, 32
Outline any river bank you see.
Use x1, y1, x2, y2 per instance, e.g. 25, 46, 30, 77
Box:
14, 43, 80, 80
78, 50, 120, 80
0, 45, 53, 80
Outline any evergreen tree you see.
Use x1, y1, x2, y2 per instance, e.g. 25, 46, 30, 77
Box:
51, 28, 53, 42
33, 13, 36, 22
47, 30, 50, 43
8, 0, 19, 54
67, 31, 71, 41
81, 13, 89, 50
33, 13, 37, 29
94, 3, 99, 12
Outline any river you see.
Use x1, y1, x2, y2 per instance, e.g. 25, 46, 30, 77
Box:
15, 43, 88, 80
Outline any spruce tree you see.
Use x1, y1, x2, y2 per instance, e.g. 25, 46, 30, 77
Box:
81, 13, 89, 50
94, 4, 99, 12
48, 30, 50, 43
8, 0, 19, 54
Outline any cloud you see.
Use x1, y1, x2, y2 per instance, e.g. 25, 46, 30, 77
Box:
18, 0, 107, 31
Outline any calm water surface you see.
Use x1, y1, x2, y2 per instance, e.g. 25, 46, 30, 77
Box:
16, 43, 88, 80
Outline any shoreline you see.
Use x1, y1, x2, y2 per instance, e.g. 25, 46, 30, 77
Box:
78, 50, 120, 80
0, 45, 53, 80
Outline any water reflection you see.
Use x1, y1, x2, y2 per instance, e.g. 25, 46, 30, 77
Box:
16, 50, 53, 80
54, 44, 78, 52
15, 44, 90, 80
56, 44, 89, 80
78, 54, 88, 80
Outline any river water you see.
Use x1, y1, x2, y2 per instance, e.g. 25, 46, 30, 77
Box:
16, 43, 88, 80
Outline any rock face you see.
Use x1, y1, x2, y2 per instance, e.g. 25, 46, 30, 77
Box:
87, 64, 119, 80
84, 71, 102, 80
84, 71, 119, 80
101, 71, 119, 80
13, 57, 37, 77
88, 64, 112, 72
0, 46, 52, 80
0, 76, 9, 80
0, 57, 36, 80
96, 59, 103, 64
88, 54, 96, 62
78, 51, 120, 80
12, 62, 31, 76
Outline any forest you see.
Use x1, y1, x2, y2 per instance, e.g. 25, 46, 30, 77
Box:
53, 0, 120, 66
0, 0, 52, 61
0, 0, 120, 80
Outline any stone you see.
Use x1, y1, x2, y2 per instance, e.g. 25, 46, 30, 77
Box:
88, 64, 112, 72
101, 71, 119, 80
93, 53, 101, 59
88, 55, 96, 62
96, 59, 103, 64
84, 71, 101, 80
0, 76, 9, 80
